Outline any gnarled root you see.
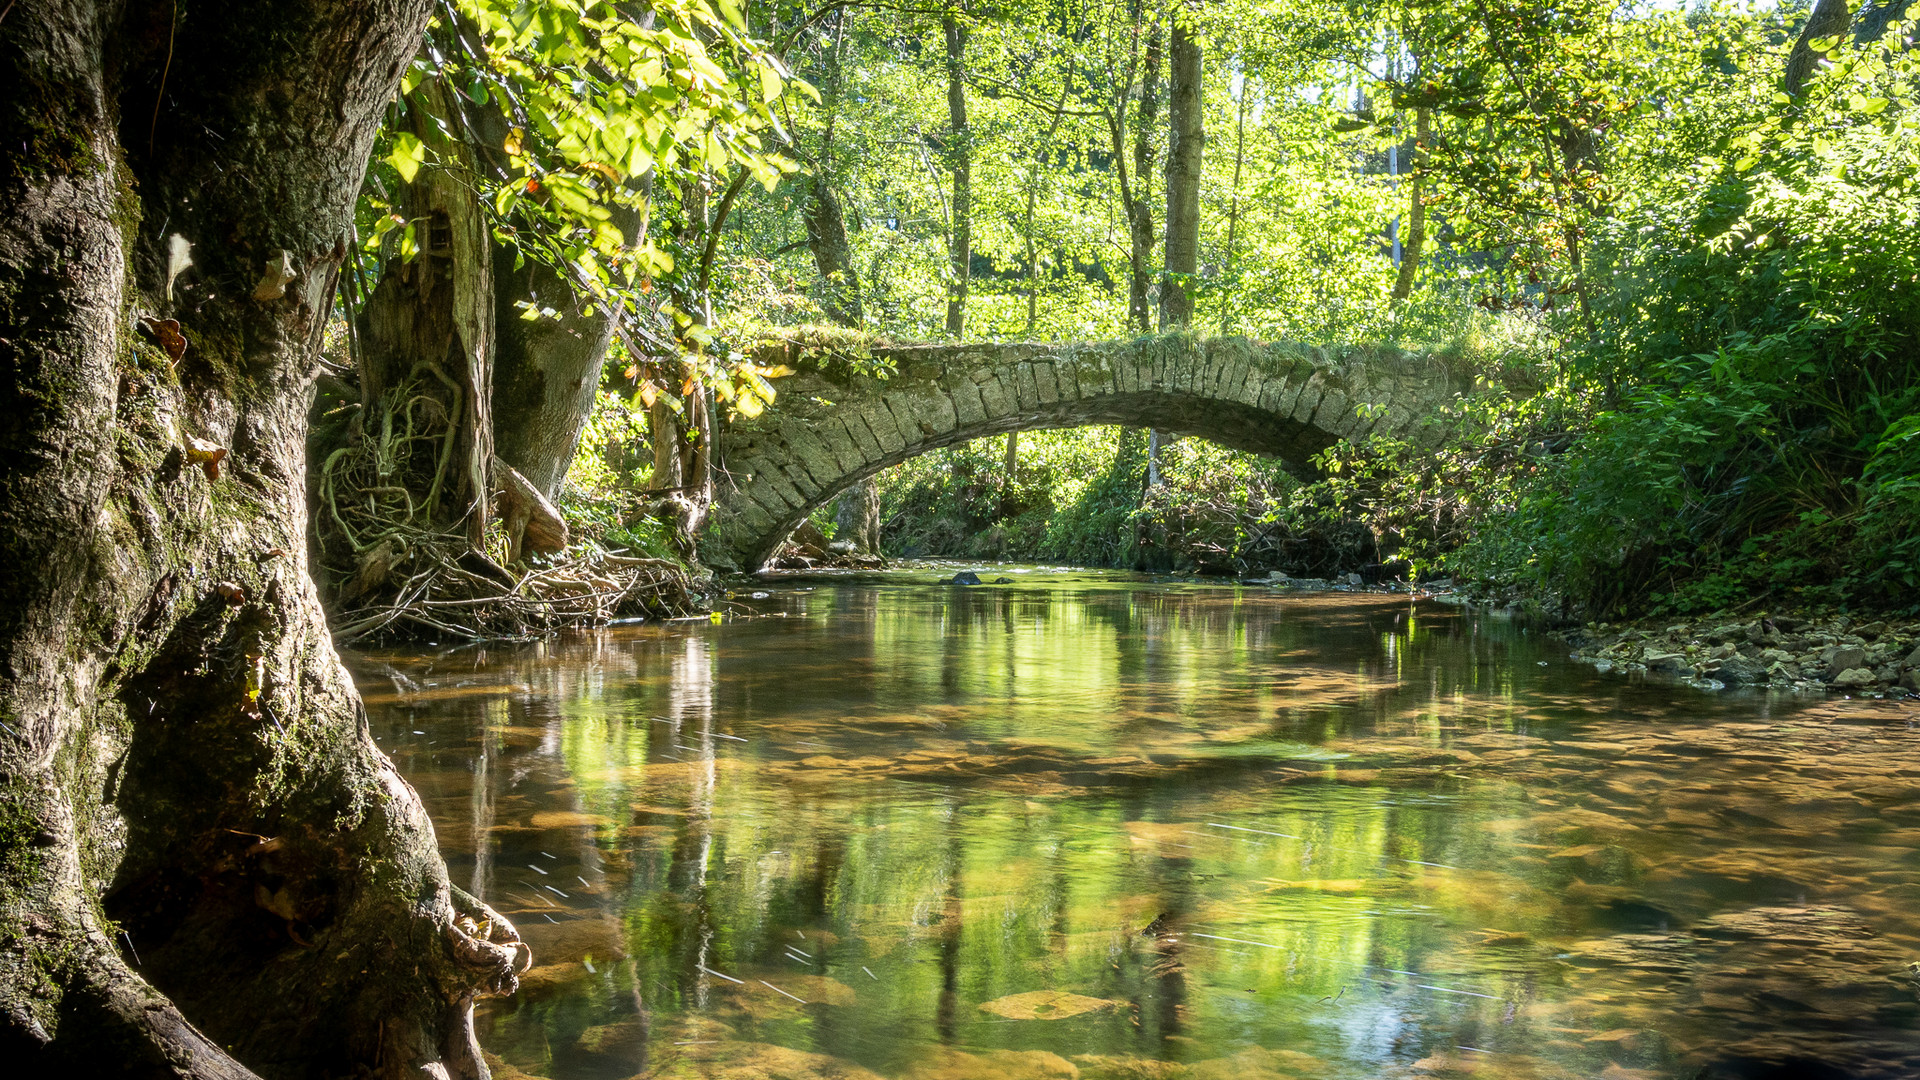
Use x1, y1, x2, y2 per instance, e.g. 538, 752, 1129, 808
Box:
448, 886, 533, 998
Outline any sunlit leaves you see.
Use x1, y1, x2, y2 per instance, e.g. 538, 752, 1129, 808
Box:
385, 131, 427, 183
358, 0, 809, 415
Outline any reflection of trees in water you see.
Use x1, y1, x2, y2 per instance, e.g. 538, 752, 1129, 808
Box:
356, 588, 1920, 1080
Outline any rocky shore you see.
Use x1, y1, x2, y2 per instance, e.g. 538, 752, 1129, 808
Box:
1559, 614, 1920, 696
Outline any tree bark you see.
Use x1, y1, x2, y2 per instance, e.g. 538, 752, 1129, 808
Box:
651, 398, 684, 490
1784, 0, 1853, 98
1390, 107, 1430, 302
943, 9, 972, 337
1, 1, 524, 1077
1159, 14, 1203, 331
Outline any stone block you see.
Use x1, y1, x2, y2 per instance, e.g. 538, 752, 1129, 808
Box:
860, 405, 906, 454
911, 384, 958, 435
1032, 360, 1061, 404
947, 376, 987, 426
1012, 363, 1041, 409
977, 372, 1013, 417
834, 413, 882, 461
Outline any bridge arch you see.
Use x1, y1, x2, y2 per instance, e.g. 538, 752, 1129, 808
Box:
701, 334, 1471, 570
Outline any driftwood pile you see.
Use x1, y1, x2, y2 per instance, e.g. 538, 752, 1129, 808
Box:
324, 544, 704, 643
761, 519, 885, 571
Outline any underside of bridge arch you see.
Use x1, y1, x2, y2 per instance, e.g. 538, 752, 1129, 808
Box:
700, 334, 1471, 571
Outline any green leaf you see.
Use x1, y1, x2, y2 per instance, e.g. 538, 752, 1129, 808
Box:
386, 132, 426, 183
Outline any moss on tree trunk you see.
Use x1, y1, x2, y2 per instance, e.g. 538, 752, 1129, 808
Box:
0, 1, 526, 1076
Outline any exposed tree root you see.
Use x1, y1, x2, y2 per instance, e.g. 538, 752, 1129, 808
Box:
316, 377, 709, 642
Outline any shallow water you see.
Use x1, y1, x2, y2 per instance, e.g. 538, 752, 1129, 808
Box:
348, 567, 1920, 1080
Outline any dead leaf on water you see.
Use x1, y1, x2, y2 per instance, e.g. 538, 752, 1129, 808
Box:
978, 990, 1126, 1020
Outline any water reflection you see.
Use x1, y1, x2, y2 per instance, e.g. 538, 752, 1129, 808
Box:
348, 573, 1920, 1080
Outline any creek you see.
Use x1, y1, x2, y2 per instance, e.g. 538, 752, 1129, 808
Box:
346, 565, 1920, 1080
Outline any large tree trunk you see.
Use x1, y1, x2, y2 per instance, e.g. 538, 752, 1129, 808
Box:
357, 78, 496, 548
943, 9, 972, 337
835, 480, 882, 553
804, 10, 866, 329
805, 178, 866, 327
0, 1, 524, 1077
489, 246, 618, 499
1159, 15, 1203, 331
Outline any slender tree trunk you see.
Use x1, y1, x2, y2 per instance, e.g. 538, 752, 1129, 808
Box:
1159, 15, 1203, 331
664, 177, 714, 542
944, 9, 972, 337
0, 1, 524, 1077
651, 399, 684, 490
1127, 19, 1164, 334
1002, 430, 1019, 509
805, 10, 865, 328
1024, 74, 1074, 336
1219, 74, 1248, 335
1390, 107, 1431, 302
801, 16, 879, 551
1785, 0, 1853, 98
1148, 13, 1199, 489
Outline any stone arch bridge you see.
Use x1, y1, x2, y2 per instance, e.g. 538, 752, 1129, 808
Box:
701, 334, 1476, 570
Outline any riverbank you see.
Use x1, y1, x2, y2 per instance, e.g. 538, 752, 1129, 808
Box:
1556, 613, 1920, 697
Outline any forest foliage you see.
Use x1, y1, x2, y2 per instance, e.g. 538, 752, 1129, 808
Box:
338, 0, 1920, 619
